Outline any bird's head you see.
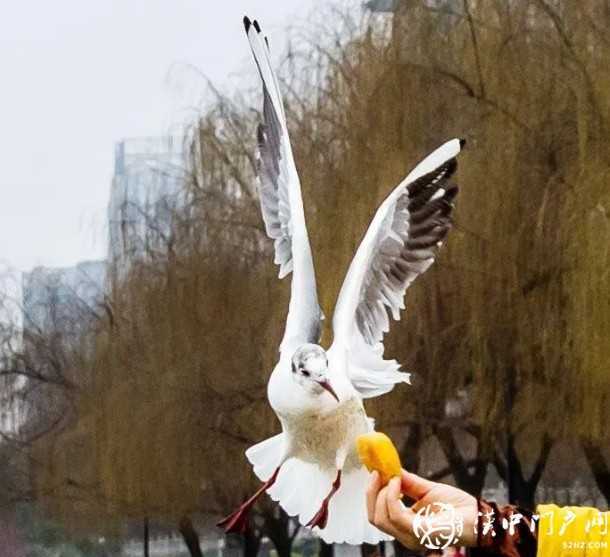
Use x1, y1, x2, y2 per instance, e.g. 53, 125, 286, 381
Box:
291, 344, 339, 402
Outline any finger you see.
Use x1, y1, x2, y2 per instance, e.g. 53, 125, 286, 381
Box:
366, 471, 381, 523
400, 469, 437, 501
386, 477, 410, 525
374, 485, 390, 527
384, 478, 420, 548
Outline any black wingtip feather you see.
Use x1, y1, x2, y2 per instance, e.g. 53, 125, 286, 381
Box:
257, 123, 266, 145
243, 16, 251, 32
459, 138, 466, 148
253, 20, 261, 33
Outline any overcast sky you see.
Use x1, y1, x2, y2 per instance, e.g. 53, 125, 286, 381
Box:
0, 0, 322, 273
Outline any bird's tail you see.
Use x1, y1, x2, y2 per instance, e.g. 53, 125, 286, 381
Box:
246, 435, 392, 545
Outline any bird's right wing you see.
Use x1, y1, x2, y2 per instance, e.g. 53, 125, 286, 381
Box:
331, 139, 464, 397
244, 17, 323, 356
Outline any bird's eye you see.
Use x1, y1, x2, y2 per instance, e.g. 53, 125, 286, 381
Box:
301, 370, 310, 377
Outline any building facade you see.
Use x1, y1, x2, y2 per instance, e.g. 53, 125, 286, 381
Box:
19, 260, 106, 438
108, 136, 185, 269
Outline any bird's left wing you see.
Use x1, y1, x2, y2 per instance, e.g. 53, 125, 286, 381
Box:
331, 139, 464, 397
244, 17, 323, 356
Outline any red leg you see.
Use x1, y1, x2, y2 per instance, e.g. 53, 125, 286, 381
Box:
306, 470, 342, 530
217, 466, 281, 534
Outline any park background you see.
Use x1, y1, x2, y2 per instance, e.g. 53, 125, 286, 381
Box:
0, 1, 609, 556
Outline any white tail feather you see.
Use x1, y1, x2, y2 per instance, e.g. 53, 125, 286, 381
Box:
246, 435, 392, 545
246, 433, 285, 479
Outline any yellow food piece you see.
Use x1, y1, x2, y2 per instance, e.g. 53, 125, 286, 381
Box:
356, 431, 402, 486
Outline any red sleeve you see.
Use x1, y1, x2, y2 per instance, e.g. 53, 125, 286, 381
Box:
470, 498, 538, 557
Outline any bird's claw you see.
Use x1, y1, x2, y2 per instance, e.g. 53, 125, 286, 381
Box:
306, 470, 342, 530
217, 507, 249, 534
217, 466, 281, 535
306, 502, 330, 529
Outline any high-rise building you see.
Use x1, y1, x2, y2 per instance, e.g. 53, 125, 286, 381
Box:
0, 376, 24, 438
108, 136, 185, 268
365, 0, 461, 12
22, 260, 106, 339
0, 271, 24, 439
18, 260, 106, 438
364, 0, 397, 12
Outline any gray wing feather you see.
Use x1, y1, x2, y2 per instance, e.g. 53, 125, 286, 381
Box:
332, 138, 464, 397
356, 158, 459, 345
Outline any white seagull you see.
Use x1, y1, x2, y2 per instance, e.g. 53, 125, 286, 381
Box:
218, 17, 465, 545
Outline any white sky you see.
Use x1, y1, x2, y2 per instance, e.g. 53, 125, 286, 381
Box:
0, 0, 321, 273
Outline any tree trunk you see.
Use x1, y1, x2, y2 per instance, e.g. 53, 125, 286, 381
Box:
493, 431, 554, 510
179, 516, 204, 557
434, 425, 488, 497
271, 539, 292, 557
400, 423, 422, 472
0, 510, 21, 557
361, 543, 382, 557
491, 369, 554, 509
319, 540, 334, 557
581, 438, 610, 504
243, 520, 262, 557
144, 516, 150, 557
392, 540, 423, 557
262, 508, 297, 557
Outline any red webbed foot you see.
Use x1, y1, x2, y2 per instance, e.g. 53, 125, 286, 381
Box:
217, 505, 250, 534
306, 470, 342, 530
217, 467, 281, 534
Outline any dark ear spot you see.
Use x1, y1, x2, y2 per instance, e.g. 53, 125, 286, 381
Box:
291, 362, 296, 373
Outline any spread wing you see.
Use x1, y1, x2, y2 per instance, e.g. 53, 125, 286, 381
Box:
331, 139, 464, 397
244, 17, 323, 356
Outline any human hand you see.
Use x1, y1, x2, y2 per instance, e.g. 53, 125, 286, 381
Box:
366, 469, 478, 551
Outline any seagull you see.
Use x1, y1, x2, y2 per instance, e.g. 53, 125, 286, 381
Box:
217, 16, 465, 545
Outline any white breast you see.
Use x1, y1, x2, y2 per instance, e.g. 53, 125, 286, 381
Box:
282, 396, 372, 471
267, 358, 372, 472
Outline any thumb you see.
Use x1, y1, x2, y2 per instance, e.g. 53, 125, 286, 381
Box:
400, 470, 437, 501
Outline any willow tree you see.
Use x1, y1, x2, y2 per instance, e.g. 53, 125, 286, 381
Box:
32, 91, 301, 555
32, 2, 610, 555
276, 0, 610, 508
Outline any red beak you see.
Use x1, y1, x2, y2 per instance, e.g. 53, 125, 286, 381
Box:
317, 379, 339, 402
